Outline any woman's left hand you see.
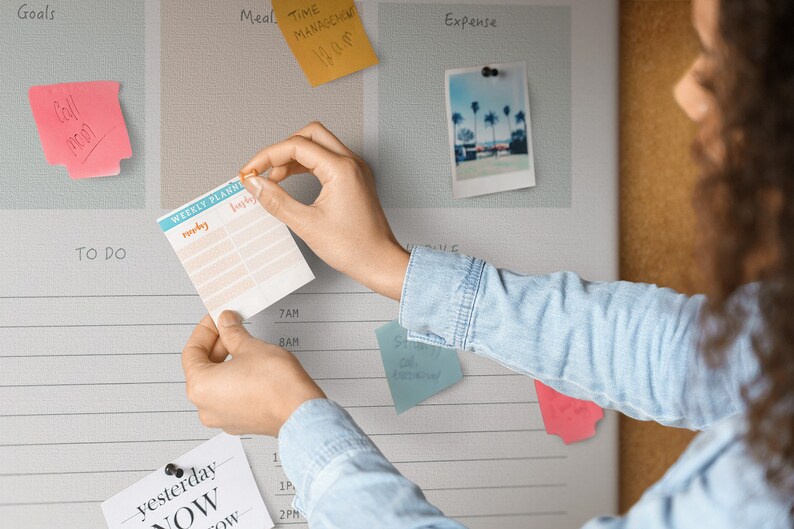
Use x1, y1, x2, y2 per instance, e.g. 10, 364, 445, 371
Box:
181, 311, 326, 436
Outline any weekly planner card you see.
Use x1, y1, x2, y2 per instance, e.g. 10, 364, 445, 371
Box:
157, 178, 314, 323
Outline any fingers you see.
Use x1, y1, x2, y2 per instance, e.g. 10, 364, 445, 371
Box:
242, 123, 354, 185
292, 122, 355, 158
217, 311, 257, 355
208, 336, 230, 363
182, 315, 218, 375
240, 135, 342, 187
268, 161, 309, 184
243, 176, 313, 231
239, 122, 361, 231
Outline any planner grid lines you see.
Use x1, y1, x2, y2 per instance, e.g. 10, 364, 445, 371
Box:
0, 290, 573, 528
180, 211, 298, 312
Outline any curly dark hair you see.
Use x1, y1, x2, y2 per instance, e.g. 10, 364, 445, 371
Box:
694, 0, 794, 504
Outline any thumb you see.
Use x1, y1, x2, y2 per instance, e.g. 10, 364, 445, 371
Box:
182, 315, 219, 375
243, 176, 310, 231
217, 311, 256, 355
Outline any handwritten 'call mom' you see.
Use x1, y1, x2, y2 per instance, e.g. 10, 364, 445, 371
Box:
50, 92, 99, 161
29, 81, 132, 179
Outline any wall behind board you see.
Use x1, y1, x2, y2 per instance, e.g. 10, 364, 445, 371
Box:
619, 0, 700, 512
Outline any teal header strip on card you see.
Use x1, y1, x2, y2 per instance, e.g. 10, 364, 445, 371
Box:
157, 179, 245, 232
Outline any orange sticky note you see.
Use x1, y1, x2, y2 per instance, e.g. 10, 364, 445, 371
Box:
534, 380, 604, 445
272, 0, 379, 87
28, 81, 132, 179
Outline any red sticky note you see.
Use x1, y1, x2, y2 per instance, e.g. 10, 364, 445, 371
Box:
534, 380, 604, 445
28, 81, 132, 179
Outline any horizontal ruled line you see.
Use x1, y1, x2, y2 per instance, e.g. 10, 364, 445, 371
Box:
291, 291, 374, 295
316, 376, 383, 381
0, 294, 198, 299
0, 436, 252, 448
464, 373, 524, 377
0, 373, 523, 388
392, 455, 566, 464
274, 483, 566, 497
315, 373, 523, 382
0, 499, 102, 507
0, 468, 153, 477
424, 483, 566, 492
0, 438, 211, 448
292, 348, 380, 353
320, 374, 524, 382
0, 463, 254, 478
369, 428, 545, 437
0, 291, 375, 299
0, 470, 563, 480
452, 511, 567, 518
0, 409, 196, 418
273, 319, 392, 324
0, 351, 182, 358
345, 400, 538, 409
0, 323, 199, 329
0, 402, 537, 418
1, 347, 381, 358
0, 381, 184, 388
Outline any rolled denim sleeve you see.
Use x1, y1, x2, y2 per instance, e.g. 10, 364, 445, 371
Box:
278, 398, 467, 529
399, 247, 758, 430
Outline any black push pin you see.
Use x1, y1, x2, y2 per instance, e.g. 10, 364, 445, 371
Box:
481, 66, 499, 78
164, 463, 184, 478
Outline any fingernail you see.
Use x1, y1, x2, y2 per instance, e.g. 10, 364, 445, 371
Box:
219, 310, 241, 328
245, 175, 266, 199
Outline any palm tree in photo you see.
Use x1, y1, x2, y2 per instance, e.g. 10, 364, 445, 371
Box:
457, 127, 475, 163
515, 110, 527, 136
451, 112, 464, 146
471, 101, 480, 150
503, 105, 512, 140
484, 111, 499, 156
450, 112, 465, 165
457, 127, 474, 145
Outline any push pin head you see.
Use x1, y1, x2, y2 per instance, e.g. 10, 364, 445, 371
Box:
481, 66, 499, 78
164, 463, 184, 478
239, 169, 258, 184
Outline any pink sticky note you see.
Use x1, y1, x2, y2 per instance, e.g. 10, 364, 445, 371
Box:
535, 380, 604, 445
28, 81, 132, 179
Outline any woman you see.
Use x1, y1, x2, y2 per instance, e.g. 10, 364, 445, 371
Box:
180, 0, 794, 526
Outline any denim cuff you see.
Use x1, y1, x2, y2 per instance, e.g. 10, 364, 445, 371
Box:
398, 246, 484, 350
278, 399, 380, 515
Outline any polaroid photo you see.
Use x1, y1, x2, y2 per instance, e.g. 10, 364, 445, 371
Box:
445, 61, 536, 199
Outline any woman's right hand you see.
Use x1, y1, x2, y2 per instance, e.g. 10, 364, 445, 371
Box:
239, 122, 410, 301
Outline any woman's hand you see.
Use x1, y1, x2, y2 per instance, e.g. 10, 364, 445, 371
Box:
181, 311, 326, 436
239, 122, 409, 301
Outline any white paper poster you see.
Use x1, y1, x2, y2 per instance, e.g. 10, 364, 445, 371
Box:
102, 434, 274, 529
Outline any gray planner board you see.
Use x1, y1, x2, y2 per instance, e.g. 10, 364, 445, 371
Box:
0, 1, 619, 528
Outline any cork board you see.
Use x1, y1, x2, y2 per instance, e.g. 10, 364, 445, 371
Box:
619, 0, 701, 512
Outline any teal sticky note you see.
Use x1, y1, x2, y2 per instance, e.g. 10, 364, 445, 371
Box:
375, 320, 463, 414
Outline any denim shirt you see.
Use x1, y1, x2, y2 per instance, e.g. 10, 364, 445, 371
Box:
278, 247, 792, 528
